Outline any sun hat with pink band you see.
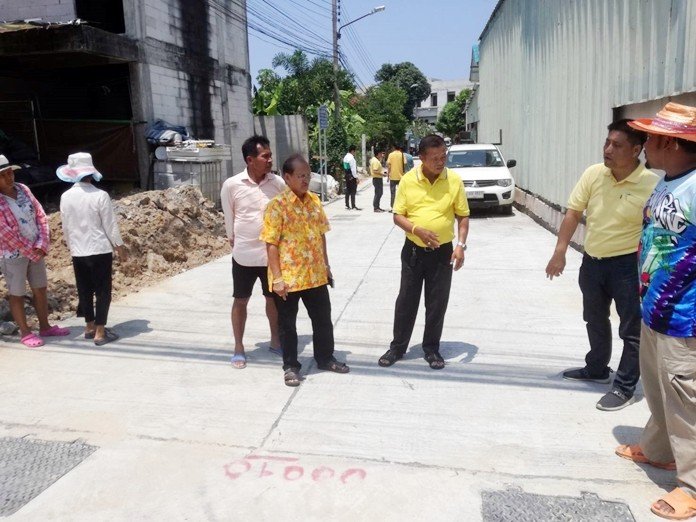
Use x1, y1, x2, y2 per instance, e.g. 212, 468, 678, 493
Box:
56, 152, 103, 183
628, 102, 696, 143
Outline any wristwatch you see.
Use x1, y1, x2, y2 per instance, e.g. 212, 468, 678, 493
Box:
456, 241, 467, 250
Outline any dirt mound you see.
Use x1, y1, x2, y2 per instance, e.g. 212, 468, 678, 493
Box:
0, 185, 230, 322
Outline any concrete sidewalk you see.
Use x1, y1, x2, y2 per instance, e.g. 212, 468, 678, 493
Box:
1, 183, 670, 521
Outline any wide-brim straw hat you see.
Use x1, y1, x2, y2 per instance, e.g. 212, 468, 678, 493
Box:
628, 102, 696, 143
0, 154, 20, 172
56, 152, 103, 182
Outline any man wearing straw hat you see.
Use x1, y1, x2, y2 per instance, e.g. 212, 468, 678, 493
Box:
546, 120, 659, 411
58, 152, 126, 346
613, 102, 696, 520
0, 154, 70, 347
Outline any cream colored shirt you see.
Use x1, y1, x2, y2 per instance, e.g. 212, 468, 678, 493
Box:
60, 182, 123, 257
567, 163, 659, 258
220, 169, 286, 267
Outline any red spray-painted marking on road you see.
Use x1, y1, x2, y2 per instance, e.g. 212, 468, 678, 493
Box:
222, 456, 366, 484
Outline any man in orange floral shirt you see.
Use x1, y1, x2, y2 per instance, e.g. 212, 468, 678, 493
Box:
260, 153, 350, 386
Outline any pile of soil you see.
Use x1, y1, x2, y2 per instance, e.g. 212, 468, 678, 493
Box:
0, 185, 230, 323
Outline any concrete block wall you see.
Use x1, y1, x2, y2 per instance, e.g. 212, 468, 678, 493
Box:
138, 0, 253, 178
0, 0, 75, 22
514, 188, 586, 251
254, 115, 309, 169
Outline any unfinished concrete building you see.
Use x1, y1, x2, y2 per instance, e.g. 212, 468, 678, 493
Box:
0, 0, 253, 190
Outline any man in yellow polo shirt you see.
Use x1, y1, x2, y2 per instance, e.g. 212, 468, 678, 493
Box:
370, 149, 386, 212
378, 134, 470, 370
546, 119, 659, 411
261, 153, 350, 387
386, 144, 407, 211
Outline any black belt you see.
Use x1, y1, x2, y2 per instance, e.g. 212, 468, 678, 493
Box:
405, 238, 452, 253
584, 252, 636, 261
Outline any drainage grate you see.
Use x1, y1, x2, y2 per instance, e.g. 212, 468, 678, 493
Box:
481, 487, 635, 522
0, 436, 97, 516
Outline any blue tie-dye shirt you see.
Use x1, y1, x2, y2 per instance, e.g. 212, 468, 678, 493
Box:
639, 168, 696, 337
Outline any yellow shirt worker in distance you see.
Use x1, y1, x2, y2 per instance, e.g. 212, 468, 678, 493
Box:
567, 162, 658, 258
370, 149, 386, 212
386, 145, 407, 211
378, 134, 470, 372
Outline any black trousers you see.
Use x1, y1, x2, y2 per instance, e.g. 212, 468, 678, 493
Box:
72, 253, 113, 326
344, 174, 357, 208
390, 240, 453, 355
372, 177, 383, 210
579, 252, 641, 395
390, 180, 400, 209
274, 285, 334, 370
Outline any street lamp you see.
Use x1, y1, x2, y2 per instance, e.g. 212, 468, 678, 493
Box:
332, 4, 386, 121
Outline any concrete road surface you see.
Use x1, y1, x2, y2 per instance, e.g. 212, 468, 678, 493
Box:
0, 183, 670, 521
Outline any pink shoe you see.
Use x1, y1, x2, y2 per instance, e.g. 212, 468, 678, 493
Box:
21, 333, 45, 348
39, 325, 70, 337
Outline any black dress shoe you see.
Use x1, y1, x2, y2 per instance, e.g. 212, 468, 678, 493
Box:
345, 206, 351, 210
352, 207, 362, 211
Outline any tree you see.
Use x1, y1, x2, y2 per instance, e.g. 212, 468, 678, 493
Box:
252, 51, 362, 187
253, 50, 355, 116
435, 89, 471, 139
374, 62, 430, 120
356, 83, 409, 149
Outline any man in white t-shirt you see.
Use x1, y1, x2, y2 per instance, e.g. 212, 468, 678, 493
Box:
220, 135, 286, 369
342, 145, 360, 210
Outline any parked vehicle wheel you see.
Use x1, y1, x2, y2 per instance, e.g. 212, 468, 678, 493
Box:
501, 204, 514, 216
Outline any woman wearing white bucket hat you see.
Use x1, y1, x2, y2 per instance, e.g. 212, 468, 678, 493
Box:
0, 154, 70, 347
58, 152, 126, 346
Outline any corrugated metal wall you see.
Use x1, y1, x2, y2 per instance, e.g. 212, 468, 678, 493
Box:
476, 0, 696, 207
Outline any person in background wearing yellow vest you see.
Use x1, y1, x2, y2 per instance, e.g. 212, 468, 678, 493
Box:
370, 149, 386, 213
387, 144, 407, 212
545, 120, 658, 411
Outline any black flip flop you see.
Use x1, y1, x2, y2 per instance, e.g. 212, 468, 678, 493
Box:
94, 329, 119, 346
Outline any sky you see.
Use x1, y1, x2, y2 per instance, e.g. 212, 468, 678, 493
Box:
247, 0, 500, 89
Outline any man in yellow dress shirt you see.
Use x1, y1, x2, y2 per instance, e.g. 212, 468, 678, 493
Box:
545, 119, 659, 411
260, 153, 350, 387
378, 134, 470, 370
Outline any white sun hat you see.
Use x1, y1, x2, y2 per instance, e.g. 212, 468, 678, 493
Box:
56, 152, 103, 183
0, 154, 20, 172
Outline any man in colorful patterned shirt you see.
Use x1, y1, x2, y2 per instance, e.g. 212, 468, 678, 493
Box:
260, 153, 350, 386
0, 155, 69, 348
614, 103, 696, 521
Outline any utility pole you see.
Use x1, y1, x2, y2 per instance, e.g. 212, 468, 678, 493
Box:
332, 0, 340, 122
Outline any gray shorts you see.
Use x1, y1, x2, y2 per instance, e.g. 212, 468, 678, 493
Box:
0, 256, 48, 295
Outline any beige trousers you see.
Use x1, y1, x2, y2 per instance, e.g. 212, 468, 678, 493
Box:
639, 322, 696, 495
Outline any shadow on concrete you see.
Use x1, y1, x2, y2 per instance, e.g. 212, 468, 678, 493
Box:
611, 425, 678, 491
402, 341, 478, 363
468, 208, 514, 219
35, 336, 637, 396
112, 319, 153, 339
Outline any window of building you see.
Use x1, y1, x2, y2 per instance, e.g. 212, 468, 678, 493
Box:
447, 91, 456, 103
75, 0, 125, 33
430, 93, 438, 107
